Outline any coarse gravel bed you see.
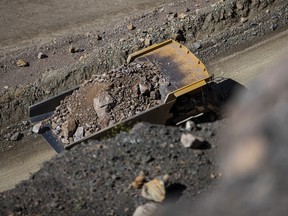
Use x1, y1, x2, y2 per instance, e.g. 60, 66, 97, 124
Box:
0, 120, 224, 216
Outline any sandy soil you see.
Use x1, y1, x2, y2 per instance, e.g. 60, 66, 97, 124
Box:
0, 136, 54, 192
0, 0, 164, 52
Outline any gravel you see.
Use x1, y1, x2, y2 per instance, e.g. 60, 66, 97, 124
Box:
47, 61, 168, 144
0, 120, 223, 215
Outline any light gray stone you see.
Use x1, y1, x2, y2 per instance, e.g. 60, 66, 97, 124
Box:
10, 132, 22, 141
93, 92, 116, 119
185, 121, 195, 131
180, 133, 204, 149
74, 127, 84, 142
32, 122, 43, 134
133, 203, 159, 216
37, 52, 47, 59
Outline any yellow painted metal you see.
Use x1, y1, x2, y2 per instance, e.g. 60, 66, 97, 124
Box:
127, 40, 173, 64
174, 80, 207, 97
164, 80, 207, 103
127, 39, 210, 102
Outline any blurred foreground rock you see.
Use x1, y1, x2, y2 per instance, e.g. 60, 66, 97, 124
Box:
185, 60, 288, 216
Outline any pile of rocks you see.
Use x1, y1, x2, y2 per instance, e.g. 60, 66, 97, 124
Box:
47, 61, 170, 144
0, 122, 220, 215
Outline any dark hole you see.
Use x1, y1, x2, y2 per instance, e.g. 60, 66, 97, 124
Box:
165, 183, 187, 203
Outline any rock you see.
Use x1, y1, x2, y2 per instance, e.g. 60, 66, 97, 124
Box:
37, 52, 47, 59
152, 76, 159, 83
196, 124, 202, 130
132, 172, 146, 189
162, 174, 170, 183
172, 30, 186, 42
56, 118, 64, 125
132, 84, 140, 96
240, 17, 248, 23
149, 91, 156, 100
178, 13, 187, 19
4, 86, 8, 89
185, 121, 196, 131
139, 83, 149, 95
93, 92, 117, 119
75, 48, 84, 52
180, 133, 205, 149
79, 54, 88, 61
10, 132, 22, 141
155, 174, 170, 185
133, 203, 159, 216
74, 127, 84, 142
236, 2, 244, 10
22, 120, 29, 126
210, 173, 216, 179
96, 34, 102, 40
193, 42, 202, 49
270, 23, 278, 31
141, 179, 165, 202
144, 38, 151, 46
167, 13, 177, 21
16, 59, 29, 67
32, 122, 43, 134
61, 137, 69, 144
62, 118, 77, 138
127, 23, 136, 30
69, 46, 76, 53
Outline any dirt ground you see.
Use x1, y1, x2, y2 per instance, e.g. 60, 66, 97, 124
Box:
0, 0, 164, 52
0, 136, 54, 192
0, 0, 212, 90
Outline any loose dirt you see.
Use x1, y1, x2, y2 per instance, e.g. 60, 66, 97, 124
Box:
48, 61, 166, 144
0, 136, 55, 192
